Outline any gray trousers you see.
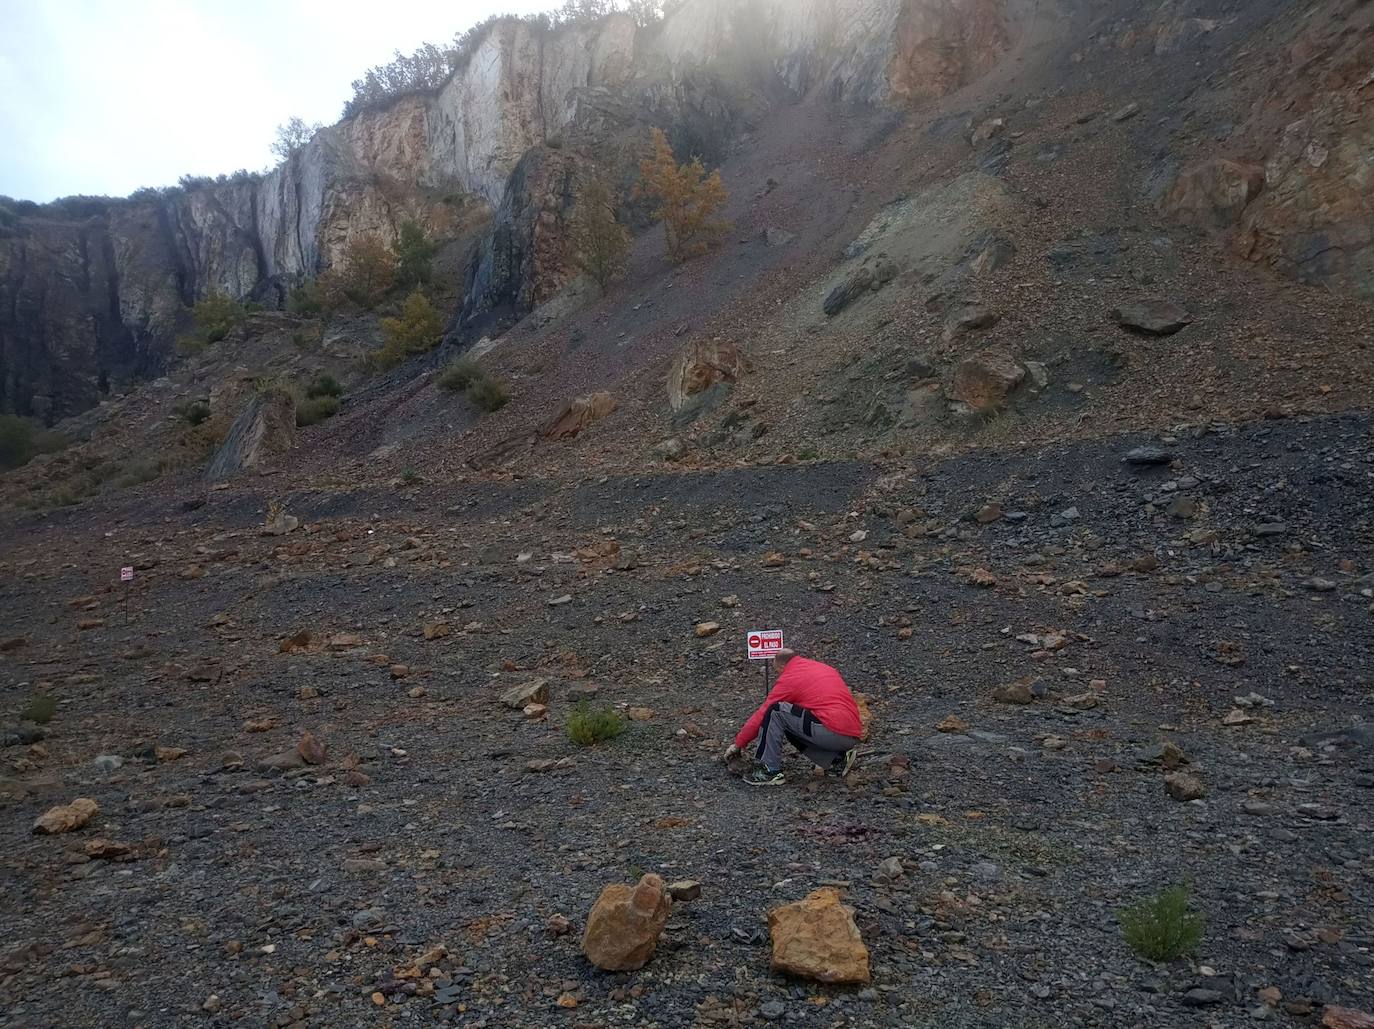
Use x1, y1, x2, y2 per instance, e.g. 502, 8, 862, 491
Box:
752, 701, 861, 771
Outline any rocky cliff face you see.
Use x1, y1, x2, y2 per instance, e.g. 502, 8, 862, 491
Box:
12, 0, 1369, 425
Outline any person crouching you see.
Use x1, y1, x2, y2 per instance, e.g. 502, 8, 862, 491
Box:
722, 649, 863, 786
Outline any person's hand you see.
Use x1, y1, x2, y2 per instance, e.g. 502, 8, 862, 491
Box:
722, 743, 741, 763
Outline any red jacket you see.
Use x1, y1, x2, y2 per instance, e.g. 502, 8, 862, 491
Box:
735, 657, 863, 749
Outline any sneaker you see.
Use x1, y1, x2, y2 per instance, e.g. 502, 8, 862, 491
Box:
744, 768, 785, 787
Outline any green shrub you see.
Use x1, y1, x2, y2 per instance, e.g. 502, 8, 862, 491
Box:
0, 415, 37, 470
467, 376, 509, 413
22, 695, 57, 725
1119, 885, 1202, 962
305, 374, 342, 399
296, 395, 340, 427
113, 458, 165, 489
400, 467, 422, 485
0, 414, 65, 470
179, 292, 247, 352
375, 290, 443, 369
289, 281, 327, 317
176, 400, 211, 426
567, 702, 624, 746
438, 358, 482, 391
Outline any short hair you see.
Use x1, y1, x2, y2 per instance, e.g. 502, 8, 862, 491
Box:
773, 649, 796, 666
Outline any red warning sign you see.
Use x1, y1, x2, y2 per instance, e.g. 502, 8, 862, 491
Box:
747, 629, 784, 661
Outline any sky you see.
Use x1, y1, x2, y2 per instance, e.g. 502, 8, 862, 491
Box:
0, 0, 554, 203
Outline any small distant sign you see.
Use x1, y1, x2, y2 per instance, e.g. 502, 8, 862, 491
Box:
120, 566, 134, 583
747, 629, 784, 661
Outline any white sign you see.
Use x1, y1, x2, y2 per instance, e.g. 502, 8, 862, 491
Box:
747, 629, 784, 661
120, 566, 135, 583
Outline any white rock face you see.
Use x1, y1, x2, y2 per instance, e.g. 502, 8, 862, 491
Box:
430, 15, 637, 206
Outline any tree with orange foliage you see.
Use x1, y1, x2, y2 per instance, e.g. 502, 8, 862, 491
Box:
637, 128, 730, 264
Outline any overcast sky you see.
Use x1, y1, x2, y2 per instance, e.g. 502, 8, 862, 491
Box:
0, 0, 553, 202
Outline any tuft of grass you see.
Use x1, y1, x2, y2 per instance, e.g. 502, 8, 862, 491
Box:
296, 395, 340, 427
438, 358, 482, 392
567, 702, 624, 747
797, 446, 819, 461
305, 374, 342, 399
400, 467, 422, 485
175, 400, 211, 426
467, 376, 509, 413
1119, 884, 1203, 962
113, 458, 165, 489
22, 695, 57, 725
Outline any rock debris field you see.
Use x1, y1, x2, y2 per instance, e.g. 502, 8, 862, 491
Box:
2, 413, 1373, 1028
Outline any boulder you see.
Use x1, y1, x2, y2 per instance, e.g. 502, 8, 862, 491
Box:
942, 303, 1000, 342
297, 732, 327, 765
767, 888, 870, 984
204, 387, 297, 481
1164, 159, 1266, 229
970, 117, 1005, 145
501, 679, 549, 709
992, 681, 1034, 705
666, 340, 751, 413
1112, 300, 1192, 336
262, 503, 300, 536
823, 266, 875, 317
947, 348, 1025, 412
542, 392, 616, 440
582, 874, 672, 971
1165, 772, 1206, 801
33, 797, 99, 835
1324, 1007, 1374, 1029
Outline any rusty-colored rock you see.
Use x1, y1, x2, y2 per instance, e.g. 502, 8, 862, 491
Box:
582, 874, 672, 971
33, 797, 99, 835
948, 349, 1025, 412
541, 392, 616, 440
1164, 159, 1266, 229
667, 339, 751, 412
1324, 1006, 1374, 1029
297, 732, 327, 766
767, 888, 870, 984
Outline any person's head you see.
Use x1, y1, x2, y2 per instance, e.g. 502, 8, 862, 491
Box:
773, 648, 796, 671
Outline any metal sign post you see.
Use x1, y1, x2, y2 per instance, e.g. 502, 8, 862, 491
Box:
120, 566, 134, 625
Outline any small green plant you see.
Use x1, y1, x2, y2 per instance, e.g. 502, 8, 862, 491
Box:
305, 374, 342, 399
288, 281, 327, 317
438, 358, 482, 392
1119, 885, 1203, 962
177, 292, 247, 352
467, 376, 509, 413
113, 458, 165, 489
296, 394, 340, 427
400, 467, 422, 485
175, 399, 211, 426
796, 446, 819, 461
567, 702, 624, 746
22, 694, 57, 724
